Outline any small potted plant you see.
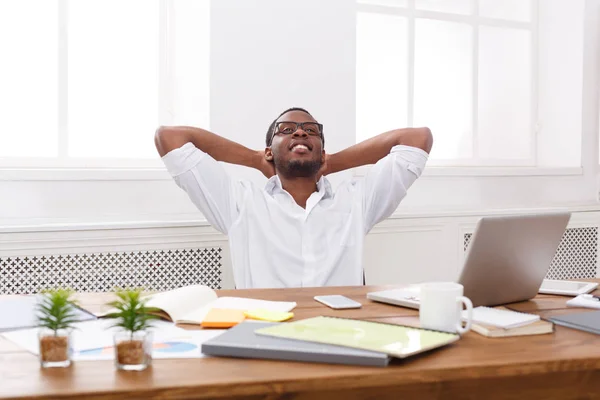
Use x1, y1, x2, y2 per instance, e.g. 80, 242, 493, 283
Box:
105, 289, 160, 371
36, 289, 79, 368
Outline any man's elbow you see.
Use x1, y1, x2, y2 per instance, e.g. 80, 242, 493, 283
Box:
397, 127, 433, 154
154, 125, 177, 157
416, 127, 433, 154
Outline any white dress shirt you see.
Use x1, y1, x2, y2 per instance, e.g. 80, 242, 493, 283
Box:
162, 143, 428, 288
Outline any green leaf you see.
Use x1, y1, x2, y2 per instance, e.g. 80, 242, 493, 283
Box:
103, 288, 158, 333
35, 288, 78, 333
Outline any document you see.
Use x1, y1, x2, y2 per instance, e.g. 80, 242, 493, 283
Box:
2, 319, 226, 360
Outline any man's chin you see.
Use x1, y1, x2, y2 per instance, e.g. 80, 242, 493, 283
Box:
280, 159, 322, 178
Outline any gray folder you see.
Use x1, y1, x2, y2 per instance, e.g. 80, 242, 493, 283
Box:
201, 321, 391, 367
547, 310, 600, 335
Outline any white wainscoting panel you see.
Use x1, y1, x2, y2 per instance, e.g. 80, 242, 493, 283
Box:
3, 210, 600, 293
364, 220, 457, 285
365, 211, 600, 286
0, 224, 235, 292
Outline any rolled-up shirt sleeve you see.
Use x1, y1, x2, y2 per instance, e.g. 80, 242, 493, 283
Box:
162, 142, 242, 234
362, 145, 428, 232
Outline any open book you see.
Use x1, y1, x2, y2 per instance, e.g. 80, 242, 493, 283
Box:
99, 285, 297, 325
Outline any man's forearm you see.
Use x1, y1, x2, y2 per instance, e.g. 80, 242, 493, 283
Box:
155, 126, 261, 169
327, 127, 432, 174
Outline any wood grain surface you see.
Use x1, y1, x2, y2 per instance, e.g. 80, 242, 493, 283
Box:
1, 283, 599, 400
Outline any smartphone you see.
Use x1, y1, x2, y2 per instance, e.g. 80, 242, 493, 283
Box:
538, 279, 598, 296
314, 295, 362, 309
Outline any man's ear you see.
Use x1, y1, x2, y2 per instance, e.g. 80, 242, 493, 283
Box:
265, 147, 274, 161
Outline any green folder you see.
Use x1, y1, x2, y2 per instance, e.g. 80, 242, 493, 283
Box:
255, 316, 460, 358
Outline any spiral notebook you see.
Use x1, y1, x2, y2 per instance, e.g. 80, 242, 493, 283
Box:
255, 316, 460, 359
465, 306, 540, 329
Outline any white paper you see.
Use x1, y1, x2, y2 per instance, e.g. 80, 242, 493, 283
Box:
463, 306, 539, 329
145, 285, 218, 322
74, 328, 226, 361
96, 285, 218, 322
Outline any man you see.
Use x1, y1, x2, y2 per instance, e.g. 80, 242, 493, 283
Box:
155, 107, 432, 288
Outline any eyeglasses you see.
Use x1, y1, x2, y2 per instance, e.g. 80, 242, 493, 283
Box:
269, 121, 323, 145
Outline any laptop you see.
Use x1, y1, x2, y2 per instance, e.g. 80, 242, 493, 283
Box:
367, 212, 571, 308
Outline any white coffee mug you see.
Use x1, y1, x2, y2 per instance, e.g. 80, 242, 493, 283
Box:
419, 282, 473, 334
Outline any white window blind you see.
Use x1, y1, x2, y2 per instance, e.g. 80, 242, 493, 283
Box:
357, 0, 537, 167
0, 0, 209, 168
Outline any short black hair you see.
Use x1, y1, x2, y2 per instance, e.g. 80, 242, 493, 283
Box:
266, 107, 324, 147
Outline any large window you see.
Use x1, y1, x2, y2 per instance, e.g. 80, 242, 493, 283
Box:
357, 0, 537, 166
0, 0, 209, 168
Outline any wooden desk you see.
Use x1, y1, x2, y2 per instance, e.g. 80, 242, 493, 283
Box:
2, 284, 600, 400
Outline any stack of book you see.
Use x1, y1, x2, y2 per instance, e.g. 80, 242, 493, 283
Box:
468, 306, 553, 338
202, 316, 462, 367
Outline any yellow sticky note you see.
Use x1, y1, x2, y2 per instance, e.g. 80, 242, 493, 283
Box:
201, 308, 246, 328
244, 309, 294, 322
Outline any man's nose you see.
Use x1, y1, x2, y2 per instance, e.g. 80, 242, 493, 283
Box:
292, 127, 308, 137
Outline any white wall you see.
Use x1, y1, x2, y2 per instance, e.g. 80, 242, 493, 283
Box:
209, 0, 355, 187
1, 0, 599, 231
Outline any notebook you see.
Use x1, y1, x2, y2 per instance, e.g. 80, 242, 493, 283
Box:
0, 295, 96, 332
465, 306, 540, 329
201, 321, 391, 367
471, 319, 554, 338
255, 316, 459, 359
547, 310, 600, 335
97, 285, 297, 325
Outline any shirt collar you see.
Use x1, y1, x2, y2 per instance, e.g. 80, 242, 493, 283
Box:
265, 175, 333, 198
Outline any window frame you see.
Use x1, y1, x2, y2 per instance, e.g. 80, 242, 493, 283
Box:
356, 0, 539, 167
0, 0, 205, 174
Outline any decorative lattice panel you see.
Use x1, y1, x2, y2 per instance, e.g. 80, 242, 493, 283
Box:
464, 227, 598, 279
0, 248, 222, 295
